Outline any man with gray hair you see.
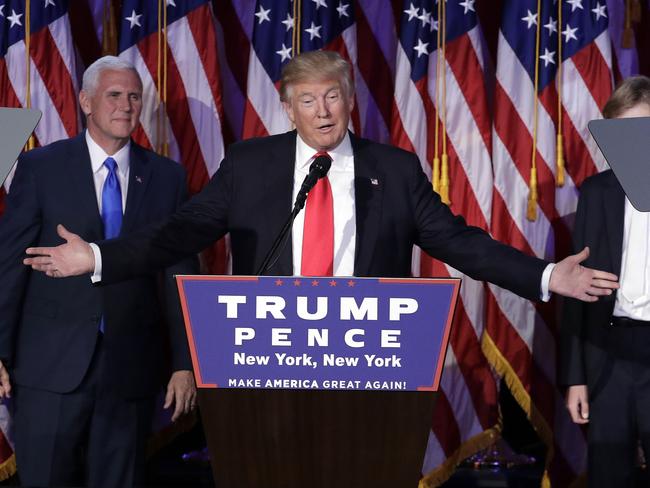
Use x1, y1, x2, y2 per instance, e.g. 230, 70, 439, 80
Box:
0, 56, 197, 486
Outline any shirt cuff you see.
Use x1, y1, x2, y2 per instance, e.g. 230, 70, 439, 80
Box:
89, 243, 103, 283
540, 263, 555, 302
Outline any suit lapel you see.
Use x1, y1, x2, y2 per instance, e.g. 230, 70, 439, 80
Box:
121, 143, 152, 235
351, 134, 384, 276
604, 173, 625, 275
68, 134, 104, 237
262, 131, 296, 275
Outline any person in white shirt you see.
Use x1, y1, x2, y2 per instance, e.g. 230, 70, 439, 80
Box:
560, 76, 650, 488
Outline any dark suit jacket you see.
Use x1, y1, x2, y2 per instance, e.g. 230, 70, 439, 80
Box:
559, 170, 623, 389
0, 134, 197, 398
100, 131, 547, 299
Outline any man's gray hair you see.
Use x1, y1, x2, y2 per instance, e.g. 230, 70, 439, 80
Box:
81, 56, 140, 95
279, 50, 354, 102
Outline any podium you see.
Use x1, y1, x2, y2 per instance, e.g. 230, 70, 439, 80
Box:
177, 276, 459, 487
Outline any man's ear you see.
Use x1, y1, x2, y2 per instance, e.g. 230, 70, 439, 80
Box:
79, 91, 91, 116
282, 101, 295, 124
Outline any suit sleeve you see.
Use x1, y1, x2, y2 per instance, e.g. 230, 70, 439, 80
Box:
0, 157, 42, 362
100, 151, 234, 284
161, 166, 199, 372
559, 185, 589, 386
409, 157, 548, 300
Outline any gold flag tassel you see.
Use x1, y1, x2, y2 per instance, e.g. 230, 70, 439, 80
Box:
432, 0, 443, 193
24, 0, 35, 151
556, 0, 565, 187
527, 0, 543, 221
439, 0, 450, 205
102, 0, 117, 55
155, 0, 169, 156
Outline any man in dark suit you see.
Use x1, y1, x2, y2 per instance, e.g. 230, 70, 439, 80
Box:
0, 56, 197, 487
24, 52, 617, 309
560, 76, 650, 487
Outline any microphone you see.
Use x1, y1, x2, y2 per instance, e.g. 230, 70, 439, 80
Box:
293, 154, 332, 211
256, 153, 332, 275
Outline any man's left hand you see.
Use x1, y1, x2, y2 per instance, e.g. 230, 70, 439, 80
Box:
550, 247, 619, 302
164, 370, 197, 421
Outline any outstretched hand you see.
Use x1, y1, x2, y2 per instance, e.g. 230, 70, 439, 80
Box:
24, 225, 95, 277
550, 247, 619, 302
0, 360, 10, 399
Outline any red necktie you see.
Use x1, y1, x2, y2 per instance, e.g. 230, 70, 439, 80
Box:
301, 152, 334, 276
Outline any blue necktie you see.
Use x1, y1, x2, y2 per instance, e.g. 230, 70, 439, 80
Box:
99, 157, 123, 333
102, 157, 123, 239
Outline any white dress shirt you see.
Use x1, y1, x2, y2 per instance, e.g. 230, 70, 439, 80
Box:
292, 133, 356, 277
614, 197, 650, 320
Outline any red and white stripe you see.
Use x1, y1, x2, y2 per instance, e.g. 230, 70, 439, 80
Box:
488, 26, 613, 485
392, 24, 500, 486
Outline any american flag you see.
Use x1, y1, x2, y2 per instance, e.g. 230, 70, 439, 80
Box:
0, 0, 80, 478
391, 1, 500, 486
486, 0, 612, 485
118, 0, 229, 273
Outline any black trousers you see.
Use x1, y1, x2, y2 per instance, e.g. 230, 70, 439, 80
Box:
587, 324, 650, 488
14, 335, 155, 487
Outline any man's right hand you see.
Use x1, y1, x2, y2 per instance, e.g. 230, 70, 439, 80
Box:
0, 360, 11, 399
566, 384, 589, 424
23, 225, 94, 278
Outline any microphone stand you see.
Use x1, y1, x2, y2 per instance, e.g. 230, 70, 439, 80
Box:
255, 204, 302, 275
256, 155, 331, 275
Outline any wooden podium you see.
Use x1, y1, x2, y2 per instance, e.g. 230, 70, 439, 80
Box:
177, 275, 459, 488
198, 388, 437, 487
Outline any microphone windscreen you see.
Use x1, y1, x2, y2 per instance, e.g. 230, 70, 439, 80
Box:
310, 155, 332, 178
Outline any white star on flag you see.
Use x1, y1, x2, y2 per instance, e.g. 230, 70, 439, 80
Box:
276, 43, 292, 61
312, 0, 328, 9
7, 9, 22, 27
432, 19, 439, 31
540, 47, 555, 67
544, 17, 557, 35
305, 21, 322, 40
567, 0, 583, 11
521, 10, 537, 29
562, 24, 578, 42
0, 5, 5, 17
281, 13, 293, 31
459, 0, 475, 14
336, 2, 349, 17
255, 5, 271, 24
44, 0, 56, 7
125, 9, 142, 29
413, 38, 428, 58
404, 3, 419, 21
592, 2, 607, 20
418, 10, 431, 28
166, 0, 176, 6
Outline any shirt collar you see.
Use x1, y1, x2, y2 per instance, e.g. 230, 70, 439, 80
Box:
85, 130, 131, 175
295, 131, 353, 171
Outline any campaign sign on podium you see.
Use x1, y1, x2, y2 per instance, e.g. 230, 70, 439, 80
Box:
177, 276, 460, 392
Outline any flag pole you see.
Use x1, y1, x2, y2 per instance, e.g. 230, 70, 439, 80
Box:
527, 0, 542, 222
432, 0, 442, 194
25, 0, 35, 151
439, 0, 450, 205
556, 0, 565, 187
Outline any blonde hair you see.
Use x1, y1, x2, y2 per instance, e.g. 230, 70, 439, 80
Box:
279, 50, 353, 102
603, 76, 650, 119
